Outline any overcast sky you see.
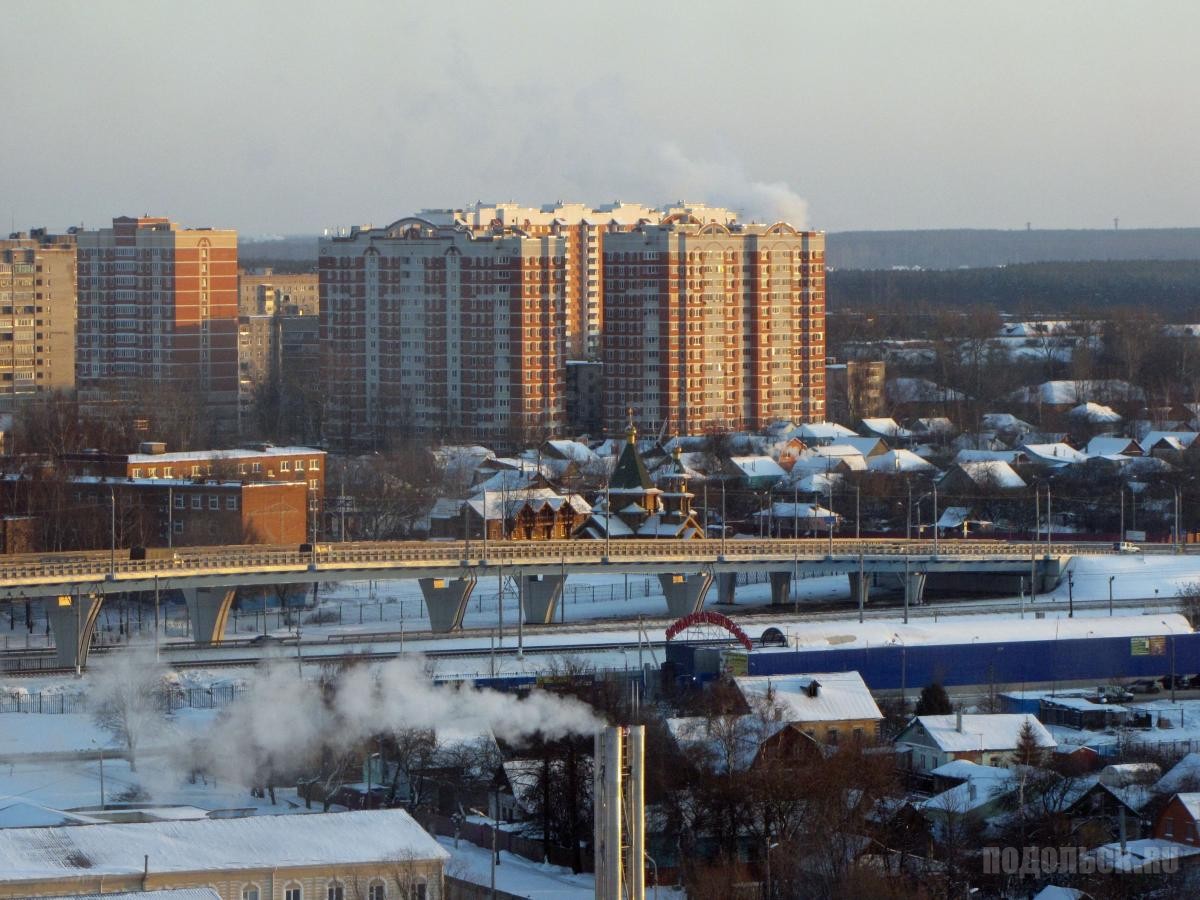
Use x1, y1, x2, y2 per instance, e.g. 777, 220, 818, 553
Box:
2, 1, 1198, 236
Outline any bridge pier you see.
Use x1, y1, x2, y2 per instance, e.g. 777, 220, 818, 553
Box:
658, 573, 713, 618
519, 574, 565, 625
418, 577, 477, 633
46, 592, 104, 669
769, 571, 792, 606
848, 572, 873, 607
902, 572, 927, 607
183, 587, 238, 645
716, 572, 737, 605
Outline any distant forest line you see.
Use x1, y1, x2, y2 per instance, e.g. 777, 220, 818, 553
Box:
828, 260, 1200, 319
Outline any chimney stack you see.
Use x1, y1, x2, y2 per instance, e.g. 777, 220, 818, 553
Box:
956, 709, 963, 733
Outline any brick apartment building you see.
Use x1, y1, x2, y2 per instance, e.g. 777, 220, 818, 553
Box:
319, 217, 567, 450
1, 444, 326, 551
75, 217, 239, 434
0, 229, 77, 412
238, 268, 319, 316
602, 216, 826, 435
420, 202, 735, 360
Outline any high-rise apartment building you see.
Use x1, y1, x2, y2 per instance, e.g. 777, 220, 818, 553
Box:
76, 217, 239, 432
238, 268, 319, 316
421, 202, 735, 359
319, 217, 566, 449
0, 230, 77, 413
603, 216, 825, 435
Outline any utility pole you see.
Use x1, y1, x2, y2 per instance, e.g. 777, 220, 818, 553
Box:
1067, 571, 1074, 618
1109, 575, 1115, 617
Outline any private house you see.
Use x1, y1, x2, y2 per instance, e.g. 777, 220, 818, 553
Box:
919, 760, 1020, 828
1155, 793, 1200, 847
0, 809, 447, 900
735, 672, 884, 747
428, 487, 591, 541
938, 461, 1027, 495
894, 712, 1056, 774
724, 455, 788, 490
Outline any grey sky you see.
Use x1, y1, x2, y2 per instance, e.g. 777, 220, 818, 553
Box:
2, 1, 1198, 235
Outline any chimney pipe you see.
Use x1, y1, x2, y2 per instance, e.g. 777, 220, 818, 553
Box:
142, 854, 149, 889
956, 709, 963, 733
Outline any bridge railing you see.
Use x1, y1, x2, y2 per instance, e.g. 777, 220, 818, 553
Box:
0, 537, 1113, 587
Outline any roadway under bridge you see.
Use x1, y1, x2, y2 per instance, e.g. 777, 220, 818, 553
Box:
0, 538, 1083, 668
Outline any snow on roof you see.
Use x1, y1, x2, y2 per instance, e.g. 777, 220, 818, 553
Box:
796, 422, 858, 443
952, 460, 1027, 489
1069, 402, 1122, 423
1009, 380, 1145, 405
755, 502, 837, 522
921, 767, 1018, 812
1154, 753, 1200, 796
1020, 443, 1089, 466
1175, 793, 1200, 821
727, 456, 787, 479
125, 446, 323, 464
736, 672, 882, 724
1086, 436, 1141, 456
930, 759, 1013, 781
935, 507, 989, 530
1142, 430, 1200, 450
954, 448, 1026, 465
866, 449, 935, 473
542, 439, 598, 463
1084, 838, 1200, 872
887, 378, 966, 403
0, 799, 104, 829
981, 412, 1035, 432
1032, 886, 1086, 900
0, 809, 448, 881
909, 714, 1055, 753
828, 436, 886, 456
859, 418, 911, 439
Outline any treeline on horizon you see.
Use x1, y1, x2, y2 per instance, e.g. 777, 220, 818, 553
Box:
828, 259, 1200, 320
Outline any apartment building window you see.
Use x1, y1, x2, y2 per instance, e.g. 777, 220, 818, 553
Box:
191, 495, 201, 509
174, 495, 184, 509
226, 496, 238, 510
295, 459, 306, 471
280, 460, 290, 471
252, 462, 262, 473
327, 883, 345, 900
131, 468, 141, 478
310, 479, 319, 491
191, 465, 201, 476
209, 496, 220, 510
173, 520, 183, 534
367, 883, 386, 900
242, 887, 260, 900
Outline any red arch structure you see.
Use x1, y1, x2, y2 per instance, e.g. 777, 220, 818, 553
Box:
665, 610, 753, 652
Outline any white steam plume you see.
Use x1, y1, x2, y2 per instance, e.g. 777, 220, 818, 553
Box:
655, 142, 809, 227
196, 655, 601, 785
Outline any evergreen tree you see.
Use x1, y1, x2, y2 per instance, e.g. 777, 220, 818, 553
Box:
914, 682, 953, 716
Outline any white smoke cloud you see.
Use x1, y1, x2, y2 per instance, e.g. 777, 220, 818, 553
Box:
654, 142, 810, 228
193, 655, 601, 786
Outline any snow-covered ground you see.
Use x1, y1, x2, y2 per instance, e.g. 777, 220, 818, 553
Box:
438, 834, 683, 899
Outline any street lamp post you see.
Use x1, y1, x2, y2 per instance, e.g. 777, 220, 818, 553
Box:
720, 478, 728, 558
109, 486, 117, 577
893, 633, 908, 712
1109, 575, 1116, 617
932, 481, 939, 555
1162, 620, 1178, 703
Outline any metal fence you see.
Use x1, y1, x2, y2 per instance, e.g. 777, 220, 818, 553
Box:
1, 683, 246, 715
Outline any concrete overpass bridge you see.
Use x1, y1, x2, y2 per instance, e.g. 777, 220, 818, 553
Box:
0, 538, 1092, 668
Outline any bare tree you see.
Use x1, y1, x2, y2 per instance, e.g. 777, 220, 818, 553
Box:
89, 642, 170, 772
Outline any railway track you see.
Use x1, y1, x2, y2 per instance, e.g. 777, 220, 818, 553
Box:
0, 592, 1181, 677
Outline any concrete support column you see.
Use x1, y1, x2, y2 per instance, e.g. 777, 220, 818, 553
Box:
183, 587, 238, 645
769, 571, 792, 606
519, 574, 565, 625
716, 572, 737, 605
905, 572, 928, 607
418, 577, 477, 633
658, 573, 713, 618
46, 592, 104, 669
848, 572, 872, 606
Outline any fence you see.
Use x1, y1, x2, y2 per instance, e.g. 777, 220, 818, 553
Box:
0, 692, 83, 714
428, 812, 594, 875
1, 683, 246, 716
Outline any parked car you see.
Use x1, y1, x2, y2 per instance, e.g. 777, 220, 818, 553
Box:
1187, 674, 1200, 689
249, 634, 280, 646
1128, 679, 1161, 694
1161, 674, 1188, 690
1096, 685, 1134, 703
1113, 541, 1142, 554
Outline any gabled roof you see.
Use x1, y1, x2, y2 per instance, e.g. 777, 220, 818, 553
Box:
727, 455, 787, 480
736, 672, 882, 725
1154, 752, 1200, 796
1174, 793, 1200, 821
860, 418, 912, 439
1086, 435, 1142, 457
900, 714, 1055, 753
1020, 442, 1088, 466
796, 422, 858, 443
948, 460, 1027, 490
1142, 430, 1200, 451
609, 433, 654, 491
866, 449, 936, 474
